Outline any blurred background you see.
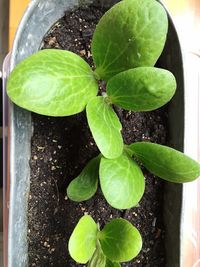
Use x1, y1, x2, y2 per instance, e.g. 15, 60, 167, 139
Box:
0, 0, 199, 267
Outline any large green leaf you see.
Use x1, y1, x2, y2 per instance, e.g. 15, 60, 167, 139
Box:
88, 241, 106, 267
107, 67, 176, 111
99, 153, 145, 209
106, 259, 121, 267
7, 49, 98, 116
67, 155, 101, 202
92, 0, 168, 81
68, 215, 98, 264
86, 96, 123, 159
129, 142, 200, 183
99, 218, 142, 262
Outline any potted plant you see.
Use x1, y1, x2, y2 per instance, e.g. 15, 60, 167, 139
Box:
4, 0, 200, 266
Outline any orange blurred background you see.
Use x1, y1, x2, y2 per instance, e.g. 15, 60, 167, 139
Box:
9, 0, 29, 48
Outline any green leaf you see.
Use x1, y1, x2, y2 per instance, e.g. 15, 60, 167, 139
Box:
99, 153, 145, 209
67, 155, 101, 202
107, 67, 176, 111
86, 96, 123, 159
68, 215, 98, 264
99, 218, 142, 262
129, 142, 200, 183
106, 259, 121, 267
92, 0, 168, 81
88, 241, 106, 267
7, 49, 98, 116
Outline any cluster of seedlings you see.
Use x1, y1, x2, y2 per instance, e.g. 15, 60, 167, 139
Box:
7, 0, 200, 266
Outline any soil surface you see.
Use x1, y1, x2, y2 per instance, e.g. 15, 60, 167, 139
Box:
28, 4, 168, 267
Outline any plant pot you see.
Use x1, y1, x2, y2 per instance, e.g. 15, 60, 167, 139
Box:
3, 0, 200, 267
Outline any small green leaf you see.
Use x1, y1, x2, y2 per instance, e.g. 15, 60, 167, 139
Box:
68, 215, 98, 264
99, 153, 145, 209
92, 0, 168, 81
86, 96, 123, 159
88, 241, 106, 267
107, 67, 176, 111
7, 49, 98, 116
106, 259, 121, 267
99, 218, 142, 262
67, 155, 101, 202
129, 142, 200, 183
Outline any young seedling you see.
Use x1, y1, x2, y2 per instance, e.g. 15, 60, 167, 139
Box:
68, 215, 142, 267
7, 0, 200, 209
7, 0, 173, 159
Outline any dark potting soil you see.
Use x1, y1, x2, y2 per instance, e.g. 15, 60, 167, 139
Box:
28, 4, 168, 267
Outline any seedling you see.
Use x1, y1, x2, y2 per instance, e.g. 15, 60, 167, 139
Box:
7, 0, 174, 159
68, 215, 142, 266
7, 0, 200, 209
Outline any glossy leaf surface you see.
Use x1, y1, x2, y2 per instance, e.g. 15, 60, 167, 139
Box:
67, 155, 101, 202
130, 142, 200, 183
86, 96, 123, 159
92, 0, 168, 81
99, 218, 142, 262
107, 67, 176, 111
7, 49, 98, 116
99, 153, 145, 209
68, 215, 98, 264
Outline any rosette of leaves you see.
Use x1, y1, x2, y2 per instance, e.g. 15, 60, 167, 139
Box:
7, 0, 172, 159
68, 215, 142, 266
